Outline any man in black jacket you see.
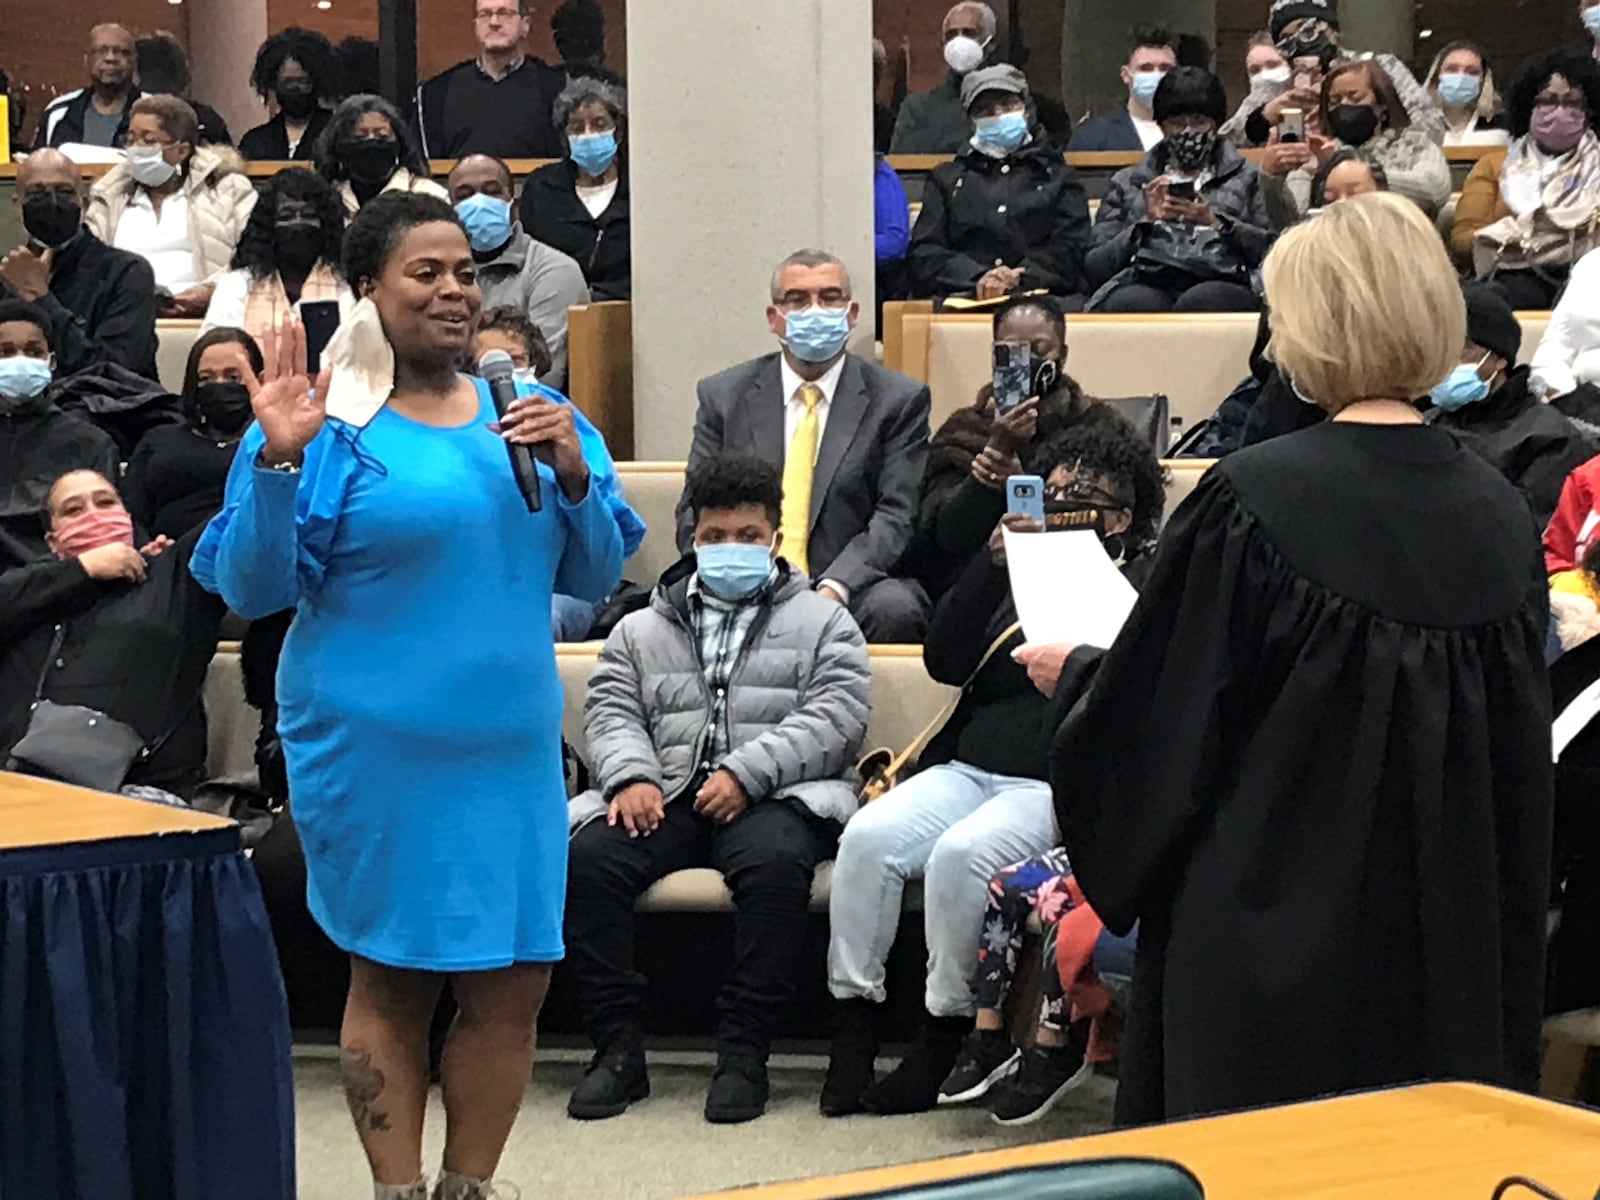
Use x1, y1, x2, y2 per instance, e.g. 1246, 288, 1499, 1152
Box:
1, 469, 225, 798
35, 23, 140, 149
907, 66, 1091, 304
416, 0, 566, 159
0, 302, 120, 571
0, 150, 160, 381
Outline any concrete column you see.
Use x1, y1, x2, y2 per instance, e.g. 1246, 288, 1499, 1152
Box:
627, 0, 875, 461
1339, 0, 1414, 60
188, 0, 268, 141
1061, 0, 1216, 122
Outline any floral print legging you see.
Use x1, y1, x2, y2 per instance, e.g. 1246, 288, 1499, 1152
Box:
973, 846, 1075, 1032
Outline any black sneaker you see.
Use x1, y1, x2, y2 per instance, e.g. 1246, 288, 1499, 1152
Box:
986, 1041, 1093, 1127
938, 1029, 1021, 1105
705, 1053, 769, 1124
567, 1041, 650, 1120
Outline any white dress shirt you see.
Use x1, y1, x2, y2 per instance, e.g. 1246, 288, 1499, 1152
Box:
113, 189, 200, 293
778, 352, 850, 599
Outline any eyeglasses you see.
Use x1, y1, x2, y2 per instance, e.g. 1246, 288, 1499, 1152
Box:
1536, 95, 1587, 111
474, 7, 522, 22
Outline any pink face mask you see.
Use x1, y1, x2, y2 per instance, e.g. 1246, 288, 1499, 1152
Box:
52, 508, 135, 561
1532, 103, 1589, 154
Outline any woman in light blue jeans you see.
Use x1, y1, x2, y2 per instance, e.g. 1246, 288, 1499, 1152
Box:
820, 421, 1166, 1117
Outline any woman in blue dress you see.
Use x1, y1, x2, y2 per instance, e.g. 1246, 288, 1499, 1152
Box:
192, 193, 624, 1200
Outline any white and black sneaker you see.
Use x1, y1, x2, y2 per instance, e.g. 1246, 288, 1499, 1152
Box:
937, 1028, 1021, 1105
985, 1037, 1093, 1126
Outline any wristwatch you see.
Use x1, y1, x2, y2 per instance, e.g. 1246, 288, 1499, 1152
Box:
256, 450, 302, 473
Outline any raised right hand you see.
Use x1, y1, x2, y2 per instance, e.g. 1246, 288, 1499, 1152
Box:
78, 543, 147, 583
1263, 87, 1320, 125
608, 782, 666, 838
249, 316, 332, 465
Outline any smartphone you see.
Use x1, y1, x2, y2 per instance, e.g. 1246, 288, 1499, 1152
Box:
993, 341, 1032, 415
1280, 107, 1306, 144
1167, 178, 1197, 201
1005, 475, 1046, 524
299, 300, 342, 375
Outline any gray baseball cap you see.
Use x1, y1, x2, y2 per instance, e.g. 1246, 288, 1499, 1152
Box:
960, 64, 1030, 111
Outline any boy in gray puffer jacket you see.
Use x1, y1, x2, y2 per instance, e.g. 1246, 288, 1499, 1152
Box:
564, 454, 871, 1127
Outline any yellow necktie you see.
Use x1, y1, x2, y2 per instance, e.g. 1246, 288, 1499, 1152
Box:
781, 383, 822, 576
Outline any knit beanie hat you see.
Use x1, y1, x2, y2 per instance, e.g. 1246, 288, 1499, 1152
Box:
1270, 0, 1340, 40
1462, 283, 1523, 366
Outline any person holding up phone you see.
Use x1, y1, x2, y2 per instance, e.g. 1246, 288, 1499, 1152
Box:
909, 294, 1131, 600
1085, 68, 1274, 313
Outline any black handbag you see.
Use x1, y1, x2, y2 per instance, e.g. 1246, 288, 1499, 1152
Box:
1132, 220, 1249, 287
6, 625, 169, 794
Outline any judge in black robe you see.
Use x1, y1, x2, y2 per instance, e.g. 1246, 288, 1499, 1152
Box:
1050, 196, 1554, 1126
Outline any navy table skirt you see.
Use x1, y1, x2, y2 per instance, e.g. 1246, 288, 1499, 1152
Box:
0, 825, 295, 1200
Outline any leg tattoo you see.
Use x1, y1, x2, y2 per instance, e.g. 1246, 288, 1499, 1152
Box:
341, 1045, 394, 1133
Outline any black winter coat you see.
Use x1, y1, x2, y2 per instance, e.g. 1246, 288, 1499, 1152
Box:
1086, 141, 1275, 292
908, 138, 1090, 299
518, 158, 631, 301
0, 400, 119, 570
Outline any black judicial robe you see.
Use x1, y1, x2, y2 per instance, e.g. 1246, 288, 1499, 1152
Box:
1050, 420, 1554, 1125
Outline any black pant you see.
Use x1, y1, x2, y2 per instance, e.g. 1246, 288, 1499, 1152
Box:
564, 797, 836, 1058
1486, 268, 1567, 311
1095, 279, 1260, 313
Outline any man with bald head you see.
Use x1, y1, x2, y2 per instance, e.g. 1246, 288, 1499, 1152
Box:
36, 23, 141, 149
0, 148, 158, 380
890, 2, 999, 153
448, 152, 590, 388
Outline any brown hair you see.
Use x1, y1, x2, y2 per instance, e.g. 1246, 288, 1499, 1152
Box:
131, 93, 200, 147
1320, 58, 1409, 134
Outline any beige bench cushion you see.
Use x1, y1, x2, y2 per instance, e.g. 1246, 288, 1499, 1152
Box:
157, 320, 203, 395
615, 462, 685, 587
907, 312, 1554, 439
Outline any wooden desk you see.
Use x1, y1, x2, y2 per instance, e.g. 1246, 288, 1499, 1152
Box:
0, 770, 231, 850
687, 1084, 1600, 1199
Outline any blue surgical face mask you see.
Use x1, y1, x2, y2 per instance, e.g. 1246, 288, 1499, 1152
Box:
1430, 355, 1494, 411
696, 540, 775, 600
783, 305, 852, 363
1437, 72, 1483, 110
569, 131, 619, 176
973, 109, 1029, 154
0, 355, 53, 403
456, 192, 514, 253
1586, 5, 1600, 37
1130, 70, 1166, 107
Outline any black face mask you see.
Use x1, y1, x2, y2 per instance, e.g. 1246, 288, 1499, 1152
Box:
277, 85, 318, 120
275, 222, 323, 269
192, 381, 254, 438
338, 136, 398, 184
1326, 104, 1380, 146
22, 194, 82, 249
1278, 25, 1337, 68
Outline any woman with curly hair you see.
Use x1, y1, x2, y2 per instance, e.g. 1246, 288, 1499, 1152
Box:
823, 420, 1165, 1119
203, 167, 353, 342
315, 94, 448, 214
239, 27, 342, 161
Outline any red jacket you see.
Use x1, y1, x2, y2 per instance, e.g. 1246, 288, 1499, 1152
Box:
1546, 453, 1600, 573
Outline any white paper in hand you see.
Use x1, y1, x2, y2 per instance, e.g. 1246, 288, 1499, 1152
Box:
1002, 528, 1138, 650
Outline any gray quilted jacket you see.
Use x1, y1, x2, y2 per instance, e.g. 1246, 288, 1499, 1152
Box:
568, 561, 871, 832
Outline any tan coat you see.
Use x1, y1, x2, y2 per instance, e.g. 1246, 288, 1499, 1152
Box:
86, 145, 258, 285
1450, 147, 1511, 266
336, 168, 450, 216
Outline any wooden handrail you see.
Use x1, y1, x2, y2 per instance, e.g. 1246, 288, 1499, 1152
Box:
0, 145, 1501, 180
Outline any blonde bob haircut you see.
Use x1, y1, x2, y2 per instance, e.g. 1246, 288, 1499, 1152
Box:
1263, 193, 1464, 414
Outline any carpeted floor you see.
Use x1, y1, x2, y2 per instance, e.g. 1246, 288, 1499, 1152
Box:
294, 1045, 1117, 1199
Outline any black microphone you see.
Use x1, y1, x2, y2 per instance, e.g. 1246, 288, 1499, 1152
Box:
478, 349, 542, 514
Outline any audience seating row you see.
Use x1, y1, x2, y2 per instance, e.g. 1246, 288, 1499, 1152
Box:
881, 303, 1555, 437
199, 456, 1212, 914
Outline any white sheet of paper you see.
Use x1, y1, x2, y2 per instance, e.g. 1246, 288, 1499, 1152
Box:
1552, 674, 1600, 762
1002, 528, 1139, 650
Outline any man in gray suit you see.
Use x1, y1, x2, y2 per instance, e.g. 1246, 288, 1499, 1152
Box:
676, 249, 933, 643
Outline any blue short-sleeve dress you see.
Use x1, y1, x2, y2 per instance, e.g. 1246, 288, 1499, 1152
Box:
192, 378, 625, 969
